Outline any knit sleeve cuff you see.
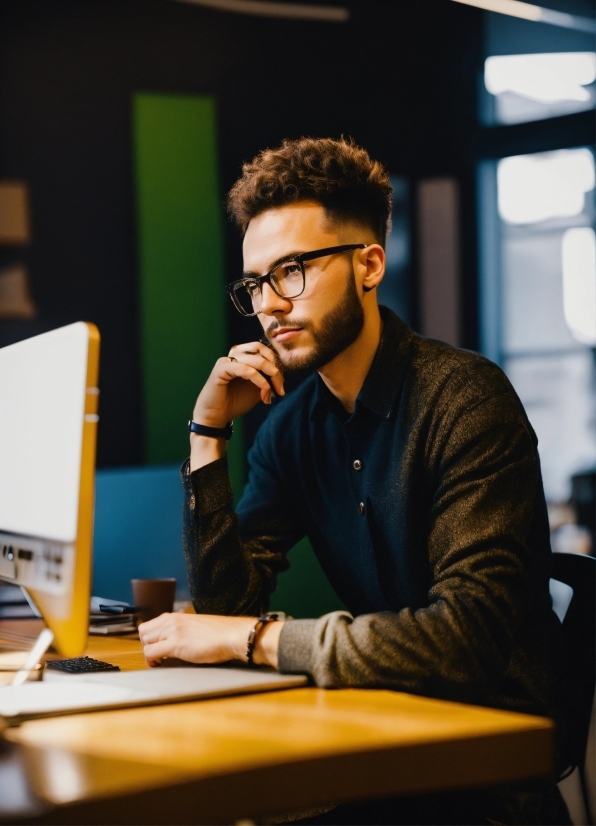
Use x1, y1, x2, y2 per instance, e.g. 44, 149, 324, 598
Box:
277, 619, 318, 675
181, 455, 234, 515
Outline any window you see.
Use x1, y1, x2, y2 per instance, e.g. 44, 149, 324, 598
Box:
484, 52, 596, 124
478, 4, 596, 554
480, 4, 596, 126
481, 147, 596, 504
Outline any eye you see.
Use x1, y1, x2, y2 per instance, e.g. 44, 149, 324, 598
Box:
245, 280, 260, 296
279, 262, 302, 280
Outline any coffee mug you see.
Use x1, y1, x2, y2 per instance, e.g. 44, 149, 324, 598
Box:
131, 578, 176, 625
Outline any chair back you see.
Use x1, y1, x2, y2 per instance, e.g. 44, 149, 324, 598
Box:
551, 551, 595, 774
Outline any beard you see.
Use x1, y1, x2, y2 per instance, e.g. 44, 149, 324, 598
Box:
265, 270, 365, 373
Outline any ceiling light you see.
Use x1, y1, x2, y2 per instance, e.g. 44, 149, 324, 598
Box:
451, 0, 596, 34
171, 0, 349, 22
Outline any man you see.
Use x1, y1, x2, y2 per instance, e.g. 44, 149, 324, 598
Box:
139, 138, 567, 824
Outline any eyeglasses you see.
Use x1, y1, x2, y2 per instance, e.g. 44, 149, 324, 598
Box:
225, 244, 366, 317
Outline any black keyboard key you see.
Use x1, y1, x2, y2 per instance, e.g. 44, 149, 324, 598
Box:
47, 656, 120, 673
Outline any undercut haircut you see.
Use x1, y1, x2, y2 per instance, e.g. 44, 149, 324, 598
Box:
227, 137, 393, 246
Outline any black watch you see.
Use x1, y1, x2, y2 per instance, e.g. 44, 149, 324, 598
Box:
188, 420, 233, 440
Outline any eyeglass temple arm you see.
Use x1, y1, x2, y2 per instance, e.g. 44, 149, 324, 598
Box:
297, 243, 366, 264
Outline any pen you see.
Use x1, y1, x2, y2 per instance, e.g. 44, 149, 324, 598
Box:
11, 627, 54, 687
98, 605, 142, 614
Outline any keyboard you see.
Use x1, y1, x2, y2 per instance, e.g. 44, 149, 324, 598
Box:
46, 656, 120, 674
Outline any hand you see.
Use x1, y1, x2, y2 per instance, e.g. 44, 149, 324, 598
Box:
138, 612, 284, 669
193, 341, 285, 429
190, 341, 285, 471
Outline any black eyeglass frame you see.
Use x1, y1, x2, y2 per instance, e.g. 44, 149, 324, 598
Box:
225, 243, 367, 317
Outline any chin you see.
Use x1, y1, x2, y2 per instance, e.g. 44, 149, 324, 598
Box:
278, 346, 314, 373
274, 335, 308, 358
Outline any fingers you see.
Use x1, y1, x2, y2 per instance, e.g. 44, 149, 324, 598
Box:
227, 343, 285, 397
139, 614, 188, 665
143, 638, 173, 667
220, 359, 275, 403
231, 354, 284, 398
229, 341, 276, 366
137, 613, 172, 645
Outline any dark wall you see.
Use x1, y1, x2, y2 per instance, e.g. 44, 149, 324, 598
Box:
0, 0, 484, 466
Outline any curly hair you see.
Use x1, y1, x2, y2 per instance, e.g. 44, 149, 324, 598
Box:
227, 137, 393, 245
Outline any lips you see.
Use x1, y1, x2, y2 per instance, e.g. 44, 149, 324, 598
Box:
271, 327, 303, 343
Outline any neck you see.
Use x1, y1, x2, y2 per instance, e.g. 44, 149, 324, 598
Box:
318, 304, 383, 414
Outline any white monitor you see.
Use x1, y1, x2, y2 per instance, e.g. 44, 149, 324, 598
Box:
0, 322, 100, 656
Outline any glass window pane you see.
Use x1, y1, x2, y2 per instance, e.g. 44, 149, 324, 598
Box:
498, 148, 596, 355
484, 53, 596, 125
481, 146, 596, 505
481, 6, 596, 126
502, 231, 580, 353
506, 351, 596, 501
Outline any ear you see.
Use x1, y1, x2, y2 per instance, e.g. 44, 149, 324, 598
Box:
359, 245, 385, 294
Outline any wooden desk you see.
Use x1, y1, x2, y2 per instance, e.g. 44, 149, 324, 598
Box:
1, 634, 553, 824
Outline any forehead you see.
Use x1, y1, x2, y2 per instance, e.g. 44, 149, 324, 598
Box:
242, 201, 339, 273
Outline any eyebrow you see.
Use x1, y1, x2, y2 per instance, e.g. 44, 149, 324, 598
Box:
242, 250, 306, 280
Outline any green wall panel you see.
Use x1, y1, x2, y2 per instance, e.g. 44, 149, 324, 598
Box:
270, 538, 347, 619
133, 94, 337, 616
133, 93, 244, 492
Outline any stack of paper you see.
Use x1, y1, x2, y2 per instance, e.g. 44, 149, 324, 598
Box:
89, 596, 137, 636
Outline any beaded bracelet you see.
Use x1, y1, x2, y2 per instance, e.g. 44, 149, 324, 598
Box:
246, 613, 279, 665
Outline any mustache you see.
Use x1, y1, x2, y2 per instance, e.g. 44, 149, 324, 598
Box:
265, 317, 311, 339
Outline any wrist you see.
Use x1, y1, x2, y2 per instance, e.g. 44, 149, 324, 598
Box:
231, 616, 283, 668
191, 410, 229, 430
189, 433, 227, 472
252, 620, 283, 668
189, 420, 233, 439
231, 617, 257, 661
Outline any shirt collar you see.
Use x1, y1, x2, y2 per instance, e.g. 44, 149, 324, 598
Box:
311, 306, 414, 422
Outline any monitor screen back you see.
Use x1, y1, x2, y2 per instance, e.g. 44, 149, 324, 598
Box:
0, 322, 100, 656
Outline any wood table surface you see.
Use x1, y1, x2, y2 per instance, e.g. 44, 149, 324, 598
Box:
0, 629, 554, 825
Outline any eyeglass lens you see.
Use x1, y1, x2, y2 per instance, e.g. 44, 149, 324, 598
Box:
234, 260, 305, 315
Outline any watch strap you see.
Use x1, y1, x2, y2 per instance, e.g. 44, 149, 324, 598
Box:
188, 420, 233, 440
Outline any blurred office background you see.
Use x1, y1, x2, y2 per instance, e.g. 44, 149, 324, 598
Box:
0, 0, 594, 609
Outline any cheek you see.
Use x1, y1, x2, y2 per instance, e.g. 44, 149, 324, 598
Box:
304, 265, 335, 298
300, 277, 339, 319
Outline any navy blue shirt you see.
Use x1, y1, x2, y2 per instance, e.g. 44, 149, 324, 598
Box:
239, 317, 430, 617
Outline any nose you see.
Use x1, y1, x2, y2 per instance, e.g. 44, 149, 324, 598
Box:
260, 280, 292, 316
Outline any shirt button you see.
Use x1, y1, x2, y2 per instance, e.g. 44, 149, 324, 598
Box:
359, 502, 365, 515
353, 459, 362, 471
189, 494, 196, 511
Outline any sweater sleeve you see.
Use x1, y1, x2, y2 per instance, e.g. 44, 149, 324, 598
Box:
278, 388, 550, 706
182, 422, 305, 617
